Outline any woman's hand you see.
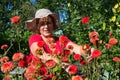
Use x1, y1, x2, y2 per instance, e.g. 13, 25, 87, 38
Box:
87, 48, 95, 62
39, 53, 59, 63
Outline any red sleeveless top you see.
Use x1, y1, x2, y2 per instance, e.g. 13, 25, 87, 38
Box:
29, 34, 71, 57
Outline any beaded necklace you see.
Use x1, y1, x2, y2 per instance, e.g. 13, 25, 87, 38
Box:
41, 36, 56, 53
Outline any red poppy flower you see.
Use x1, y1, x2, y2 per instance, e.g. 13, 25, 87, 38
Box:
89, 31, 99, 46
68, 64, 78, 75
0, 56, 9, 63
11, 16, 20, 24
90, 38, 99, 46
39, 67, 47, 76
104, 43, 112, 49
1, 44, 8, 50
2, 75, 12, 80
59, 36, 69, 44
37, 41, 45, 47
91, 50, 102, 58
12, 52, 24, 61
81, 16, 90, 24
31, 57, 42, 66
18, 60, 26, 68
24, 65, 38, 79
46, 74, 55, 79
108, 38, 118, 45
25, 65, 37, 73
89, 31, 99, 39
26, 77, 37, 80
1, 61, 15, 73
64, 50, 71, 55
68, 45, 74, 50
82, 44, 90, 51
73, 54, 82, 61
61, 56, 69, 62
80, 60, 87, 65
72, 75, 83, 80
45, 60, 56, 69
113, 57, 120, 62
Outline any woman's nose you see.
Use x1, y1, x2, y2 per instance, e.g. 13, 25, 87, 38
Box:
44, 24, 49, 28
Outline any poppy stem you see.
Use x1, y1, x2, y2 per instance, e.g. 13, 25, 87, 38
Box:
3, 41, 13, 56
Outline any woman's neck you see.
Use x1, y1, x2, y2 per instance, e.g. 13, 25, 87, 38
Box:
41, 35, 56, 50
41, 35, 53, 40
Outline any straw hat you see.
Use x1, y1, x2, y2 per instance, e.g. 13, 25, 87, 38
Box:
26, 8, 59, 33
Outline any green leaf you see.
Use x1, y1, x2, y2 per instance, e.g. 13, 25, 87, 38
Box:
102, 23, 106, 31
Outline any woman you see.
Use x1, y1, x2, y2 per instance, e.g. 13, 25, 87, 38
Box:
26, 8, 93, 63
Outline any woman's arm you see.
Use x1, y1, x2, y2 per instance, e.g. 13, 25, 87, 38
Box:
30, 42, 59, 63
30, 42, 40, 57
66, 41, 94, 62
66, 42, 86, 55
29, 34, 44, 57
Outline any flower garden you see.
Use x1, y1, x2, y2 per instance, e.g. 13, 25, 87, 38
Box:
0, 0, 120, 80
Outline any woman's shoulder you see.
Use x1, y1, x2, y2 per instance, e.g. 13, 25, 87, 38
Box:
53, 35, 68, 41
29, 34, 42, 39
29, 34, 43, 46
59, 35, 69, 40
58, 35, 71, 44
30, 34, 41, 37
29, 34, 42, 42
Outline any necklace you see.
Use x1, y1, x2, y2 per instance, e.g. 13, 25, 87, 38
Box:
46, 37, 56, 49
41, 35, 56, 52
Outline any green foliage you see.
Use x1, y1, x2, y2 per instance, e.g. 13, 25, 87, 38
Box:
0, 0, 34, 54
60, 0, 112, 43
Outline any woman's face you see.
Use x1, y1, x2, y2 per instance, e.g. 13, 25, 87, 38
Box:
38, 16, 54, 37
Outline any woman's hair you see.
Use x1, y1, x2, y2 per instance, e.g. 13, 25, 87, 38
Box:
49, 15, 57, 29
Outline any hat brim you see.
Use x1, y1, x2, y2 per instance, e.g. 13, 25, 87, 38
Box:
26, 13, 59, 33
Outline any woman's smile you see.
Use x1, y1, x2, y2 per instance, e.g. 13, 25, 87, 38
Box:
43, 28, 52, 33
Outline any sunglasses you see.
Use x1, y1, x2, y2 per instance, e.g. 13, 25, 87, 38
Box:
39, 21, 53, 26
